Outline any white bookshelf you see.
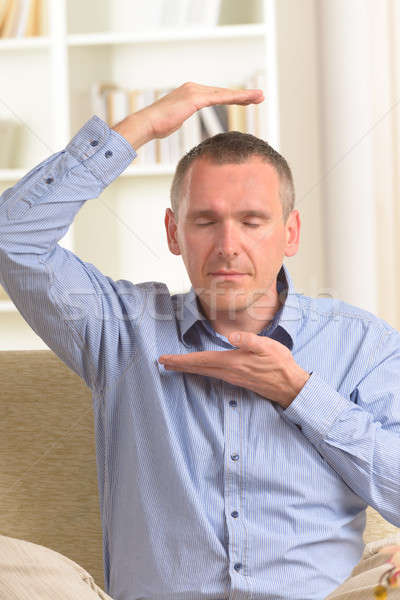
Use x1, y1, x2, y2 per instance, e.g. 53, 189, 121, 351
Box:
68, 24, 269, 46
0, 0, 280, 319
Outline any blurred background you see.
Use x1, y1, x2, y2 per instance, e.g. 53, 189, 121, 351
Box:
0, 0, 399, 349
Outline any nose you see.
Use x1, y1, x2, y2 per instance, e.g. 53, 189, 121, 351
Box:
215, 221, 240, 258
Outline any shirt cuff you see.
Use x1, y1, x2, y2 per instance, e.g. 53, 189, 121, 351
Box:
65, 114, 137, 187
282, 371, 353, 449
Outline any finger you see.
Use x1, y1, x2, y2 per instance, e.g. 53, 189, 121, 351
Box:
162, 358, 221, 371
241, 95, 265, 105
212, 88, 265, 105
160, 350, 233, 367
164, 364, 243, 390
164, 363, 219, 377
195, 84, 264, 109
162, 360, 249, 390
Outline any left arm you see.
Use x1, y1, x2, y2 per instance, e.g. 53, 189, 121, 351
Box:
283, 329, 400, 527
159, 328, 400, 526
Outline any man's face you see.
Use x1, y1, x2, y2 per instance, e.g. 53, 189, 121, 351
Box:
165, 156, 300, 322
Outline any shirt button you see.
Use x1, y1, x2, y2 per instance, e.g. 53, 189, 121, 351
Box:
231, 511, 238, 518
45, 177, 53, 184
231, 454, 239, 461
229, 400, 237, 407
234, 562, 242, 572
105, 150, 113, 158
90, 140, 99, 146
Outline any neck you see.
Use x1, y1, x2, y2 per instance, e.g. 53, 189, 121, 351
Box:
197, 284, 285, 339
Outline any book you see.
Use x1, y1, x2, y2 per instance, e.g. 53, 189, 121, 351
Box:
1, 0, 18, 37
91, 82, 119, 123
253, 70, 267, 139
227, 93, 247, 133
108, 88, 130, 127
155, 87, 186, 164
155, 88, 173, 164
180, 110, 202, 154
0, 0, 12, 35
90, 70, 267, 164
244, 74, 257, 136
24, 0, 39, 36
1, 0, 40, 38
14, 0, 31, 37
141, 88, 157, 164
199, 105, 226, 136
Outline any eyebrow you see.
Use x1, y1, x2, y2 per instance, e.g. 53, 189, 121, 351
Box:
187, 209, 271, 220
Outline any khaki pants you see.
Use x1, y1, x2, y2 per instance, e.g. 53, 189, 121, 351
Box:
1, 533, 400, 600
0, 535, 113, 600
326, 534, 400, 599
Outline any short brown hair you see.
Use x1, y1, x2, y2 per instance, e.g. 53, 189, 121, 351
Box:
170, 130, 295, 223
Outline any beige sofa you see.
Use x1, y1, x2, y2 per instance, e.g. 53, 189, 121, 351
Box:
0, 350, 104, 586
1, 349, 399, 595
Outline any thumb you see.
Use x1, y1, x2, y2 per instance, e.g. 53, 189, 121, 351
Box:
229, 331, 268, 354
228, 331, 257, 348
229, 332, 242, 345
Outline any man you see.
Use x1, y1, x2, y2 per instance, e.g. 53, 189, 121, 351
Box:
0, 82, 399, 600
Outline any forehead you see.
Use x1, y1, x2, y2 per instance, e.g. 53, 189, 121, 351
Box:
181, 156, 280, 214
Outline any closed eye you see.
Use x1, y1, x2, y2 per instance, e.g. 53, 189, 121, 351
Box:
196, 222, 260, 228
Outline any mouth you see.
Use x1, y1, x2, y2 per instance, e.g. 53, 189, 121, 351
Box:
210, 272, 247, 279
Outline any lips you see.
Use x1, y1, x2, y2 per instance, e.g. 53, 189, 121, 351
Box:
210, 272, 247, 278
210, 270, 245, 275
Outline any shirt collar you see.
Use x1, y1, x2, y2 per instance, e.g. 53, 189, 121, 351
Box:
177, 263, 302, 351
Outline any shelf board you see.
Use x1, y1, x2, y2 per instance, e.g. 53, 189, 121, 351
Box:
0, 301, 17, 313
121, 164, 175, 177
68, 24, 267, 47
0, 36, 50, 50
0, 165, 175, 182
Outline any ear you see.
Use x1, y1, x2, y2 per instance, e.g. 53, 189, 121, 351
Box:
284, 209, 300, 258
165, 208, 181, 256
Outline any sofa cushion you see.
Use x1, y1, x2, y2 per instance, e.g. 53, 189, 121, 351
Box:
0, 350, 103, 585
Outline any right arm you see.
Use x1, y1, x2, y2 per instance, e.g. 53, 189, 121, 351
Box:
0, 82, 264, 393
0, 115, 137, 393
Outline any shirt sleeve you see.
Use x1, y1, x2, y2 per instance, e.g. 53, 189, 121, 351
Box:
282, 328, 400, 527
0, 115, 138, 393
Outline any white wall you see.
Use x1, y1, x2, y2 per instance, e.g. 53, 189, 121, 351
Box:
3, 0, 399, 350
275, 0, 325, 300
316, 0, 400, 329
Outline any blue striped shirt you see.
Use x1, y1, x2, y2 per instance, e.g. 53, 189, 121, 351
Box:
1, 115, 399, 600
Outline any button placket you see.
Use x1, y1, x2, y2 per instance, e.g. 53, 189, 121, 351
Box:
223, 384, 245, 578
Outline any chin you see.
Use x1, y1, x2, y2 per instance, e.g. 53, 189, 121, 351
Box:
205, 292, 250, 314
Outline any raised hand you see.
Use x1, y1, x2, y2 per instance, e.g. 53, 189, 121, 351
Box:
112, 81, 264, 150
